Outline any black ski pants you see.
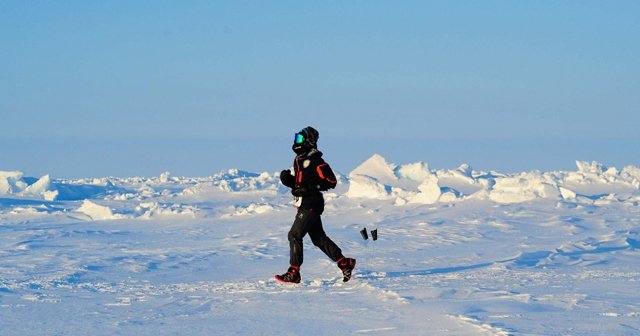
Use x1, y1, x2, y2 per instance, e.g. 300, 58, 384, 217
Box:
288, 208, 343, 267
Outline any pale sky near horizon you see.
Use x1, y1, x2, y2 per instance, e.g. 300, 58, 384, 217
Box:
1, 1, 639, 177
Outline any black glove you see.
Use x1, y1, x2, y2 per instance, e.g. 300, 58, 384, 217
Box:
291, 184, 320, 197
280, 169, 295, 188
291, 185, 308, 197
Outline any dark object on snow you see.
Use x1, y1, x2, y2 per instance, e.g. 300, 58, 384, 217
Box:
360, 228, 369, 240
371, 229, 378, 241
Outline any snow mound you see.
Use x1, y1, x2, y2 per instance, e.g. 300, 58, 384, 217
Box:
135, 202, 198, 219
0, 171, 58, 201
181, 170, 279, 196
395, 162, 432, 182
488, 172, 560, 204
350, 154, 398, 186
346, 174, 390, 199
77, 200, 124, 221
346, 155, 467, 203
218, 171, 278, 192
220, 203, 275, 218
0, 171, 28, 194
54, 180, 123, 201
409, 174, 442, 204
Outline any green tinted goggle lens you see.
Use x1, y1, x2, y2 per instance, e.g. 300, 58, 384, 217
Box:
294, 133, 305, 144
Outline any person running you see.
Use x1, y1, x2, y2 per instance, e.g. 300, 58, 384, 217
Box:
275, 126, 356, 284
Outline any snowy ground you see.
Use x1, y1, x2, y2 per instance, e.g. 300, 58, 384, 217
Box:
2, 155, 640, 335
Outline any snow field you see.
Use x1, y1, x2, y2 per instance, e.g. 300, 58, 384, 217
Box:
1, 155, 640, 335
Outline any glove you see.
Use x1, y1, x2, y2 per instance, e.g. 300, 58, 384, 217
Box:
291, 185, 308, 197
280, 169, 295, 188
291, 184, 321, 197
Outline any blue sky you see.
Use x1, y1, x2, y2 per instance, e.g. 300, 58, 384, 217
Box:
1, 1, 639, 177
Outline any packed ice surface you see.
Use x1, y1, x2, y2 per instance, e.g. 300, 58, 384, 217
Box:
1, 155, 640, 335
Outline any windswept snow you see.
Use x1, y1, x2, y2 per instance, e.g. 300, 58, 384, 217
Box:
1, 156, 640, 335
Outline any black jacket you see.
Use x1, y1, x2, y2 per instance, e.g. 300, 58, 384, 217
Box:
281, 149, 337, 212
